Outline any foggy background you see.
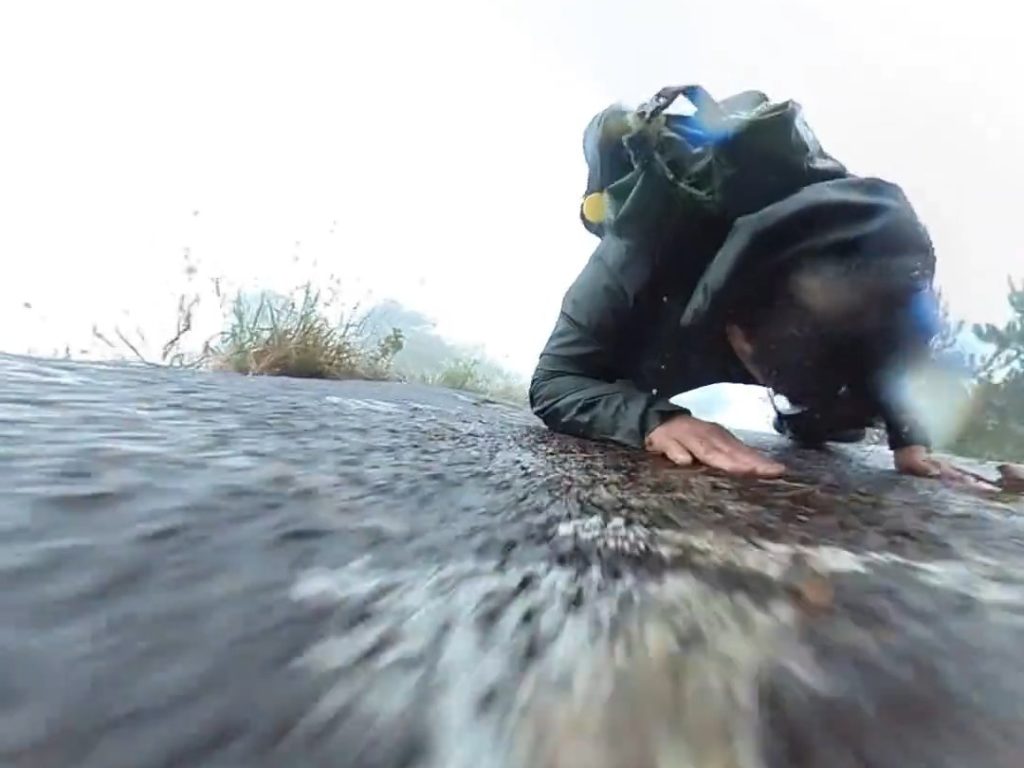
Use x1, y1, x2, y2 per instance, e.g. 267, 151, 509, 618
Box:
1, 0, 1018, 430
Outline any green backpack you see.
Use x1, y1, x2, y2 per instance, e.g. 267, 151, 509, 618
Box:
579, 84, 847, 241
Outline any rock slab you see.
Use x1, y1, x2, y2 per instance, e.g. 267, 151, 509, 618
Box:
2, 354, 1023, 768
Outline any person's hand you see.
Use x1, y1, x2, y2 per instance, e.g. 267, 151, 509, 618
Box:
998, 463, 1024, 493
893, 445, 999, 491
645, 414, 786, 477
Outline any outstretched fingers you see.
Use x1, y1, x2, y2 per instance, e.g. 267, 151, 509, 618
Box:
688, 435, 786, 477
937, 461, 1000, 493
663, 441, 694, 467
645, 414, 786, 477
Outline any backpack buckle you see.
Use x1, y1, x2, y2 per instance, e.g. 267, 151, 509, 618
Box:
637, 85, 726, 123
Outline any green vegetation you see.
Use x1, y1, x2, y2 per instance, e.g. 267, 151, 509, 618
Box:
360, 300, 528, 403
949, 278, 1024, 461
419, 358, 528, 404
209, 286, 528, 402
865, 281, 1024, 461
213, 285, 404, 381
92, 262, 529, 404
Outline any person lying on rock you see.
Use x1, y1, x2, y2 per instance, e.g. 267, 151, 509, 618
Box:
529, 94, 976, 482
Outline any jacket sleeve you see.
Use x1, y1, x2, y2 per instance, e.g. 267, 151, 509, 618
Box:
882, 412, 931, 451
529, 235, 687, 449
874, 376, 932, 450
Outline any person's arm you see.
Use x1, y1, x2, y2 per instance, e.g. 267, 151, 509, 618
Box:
529, 235, 686, 449
882, 410, 931, 452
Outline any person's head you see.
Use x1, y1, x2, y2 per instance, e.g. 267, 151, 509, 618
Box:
723, 260, 937, 411
680, 175, 938, 411
724, 272, 847, 409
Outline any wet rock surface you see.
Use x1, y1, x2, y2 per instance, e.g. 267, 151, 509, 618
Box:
1, 353, 1023, 768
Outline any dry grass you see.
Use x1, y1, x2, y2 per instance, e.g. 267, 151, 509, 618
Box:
212, 284, 405, 381
89, 254, 525, 400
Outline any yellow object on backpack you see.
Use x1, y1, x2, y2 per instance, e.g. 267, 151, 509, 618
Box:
581, 192, 607, 225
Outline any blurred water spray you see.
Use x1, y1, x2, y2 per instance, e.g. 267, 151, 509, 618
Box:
880, 356, 974, 449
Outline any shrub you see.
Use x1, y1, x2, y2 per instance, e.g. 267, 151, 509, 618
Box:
212, 284, 403, 380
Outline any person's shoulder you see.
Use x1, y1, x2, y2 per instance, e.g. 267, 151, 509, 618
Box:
797, 175, 916, 210
587, 234, 661, 298
557, 234, 662, 324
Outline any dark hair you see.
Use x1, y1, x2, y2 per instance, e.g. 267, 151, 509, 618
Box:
725, 260, 930, 411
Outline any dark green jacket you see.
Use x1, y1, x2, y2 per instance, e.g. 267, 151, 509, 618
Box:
530, 232, 753, 449
530, 177, 936, 451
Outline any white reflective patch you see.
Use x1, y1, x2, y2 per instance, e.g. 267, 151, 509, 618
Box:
793, 111, 822, 152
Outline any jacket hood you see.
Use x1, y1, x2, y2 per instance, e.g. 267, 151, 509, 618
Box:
679, 176, 936, 331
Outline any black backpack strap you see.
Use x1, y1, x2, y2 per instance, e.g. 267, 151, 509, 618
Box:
636, 84, 727, 123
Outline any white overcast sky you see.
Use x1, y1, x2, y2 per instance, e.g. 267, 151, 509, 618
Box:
1, 0, 1020, 403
